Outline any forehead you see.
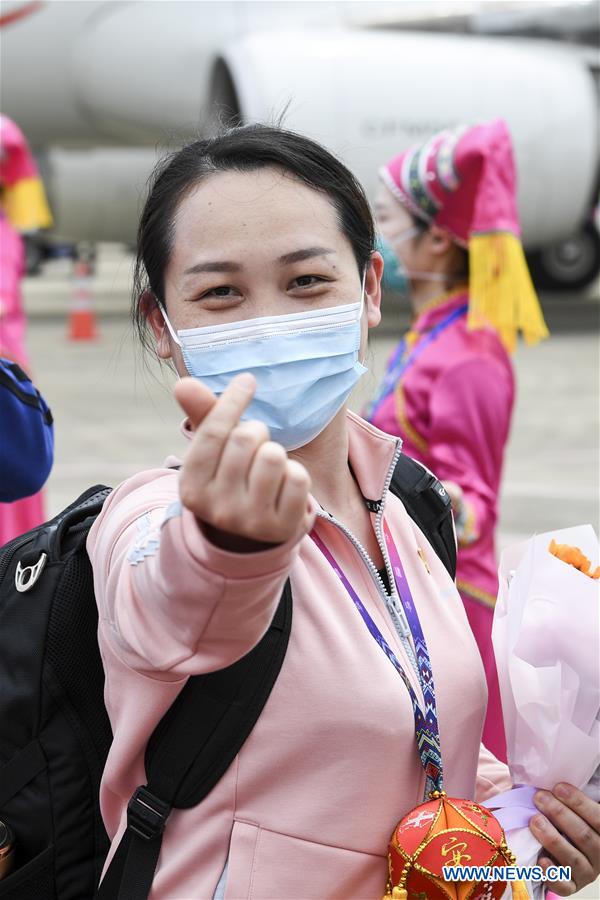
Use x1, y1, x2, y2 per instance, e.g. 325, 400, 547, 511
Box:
171, 167, 348, 259
375, 184, 411, 223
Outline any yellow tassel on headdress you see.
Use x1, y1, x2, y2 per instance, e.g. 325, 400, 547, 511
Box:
2, 177, 53, 232
468, 231, 549, 353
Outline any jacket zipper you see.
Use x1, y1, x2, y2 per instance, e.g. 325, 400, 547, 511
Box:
315, 441, 421, 684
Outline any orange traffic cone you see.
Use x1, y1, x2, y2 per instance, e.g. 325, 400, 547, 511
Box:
68, 258, 98, 341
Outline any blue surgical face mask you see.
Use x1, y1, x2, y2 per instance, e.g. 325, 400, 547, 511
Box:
159, 274, 367, 450
376, 229, 455, 298
376, 226, 421, 297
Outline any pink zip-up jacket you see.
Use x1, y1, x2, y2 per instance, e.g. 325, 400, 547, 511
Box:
88, 411, 511, 900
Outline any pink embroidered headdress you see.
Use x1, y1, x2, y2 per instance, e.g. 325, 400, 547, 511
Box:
381, 119, 548, 351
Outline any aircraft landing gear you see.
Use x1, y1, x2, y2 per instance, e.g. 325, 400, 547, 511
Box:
527, 221, 600, 293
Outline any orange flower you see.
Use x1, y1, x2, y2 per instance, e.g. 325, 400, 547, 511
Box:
548, 539, 600, 579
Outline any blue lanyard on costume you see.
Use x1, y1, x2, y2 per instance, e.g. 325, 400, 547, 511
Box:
366, 303, 468, 421
311, 521, 444, 798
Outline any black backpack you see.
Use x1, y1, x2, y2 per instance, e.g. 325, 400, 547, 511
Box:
0, 455, 455, 900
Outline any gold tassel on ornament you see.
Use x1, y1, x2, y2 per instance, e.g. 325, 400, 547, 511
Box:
383, 877, 408, 900
510, 878, 530, 899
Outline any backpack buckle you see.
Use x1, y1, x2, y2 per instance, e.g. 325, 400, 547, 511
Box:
431, 478, 450, 506
15, 553, 47, 593
127, 786, 171, 841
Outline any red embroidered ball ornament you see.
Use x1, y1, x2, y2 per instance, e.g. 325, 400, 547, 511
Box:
383, 793, 528, 900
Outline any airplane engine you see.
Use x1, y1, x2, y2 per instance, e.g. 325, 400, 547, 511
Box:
24, 18, 600, 288
36, 148, 159, 245
210, 30, 599, 251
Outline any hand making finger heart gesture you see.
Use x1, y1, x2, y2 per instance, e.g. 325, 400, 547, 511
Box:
175, 374, 312, 552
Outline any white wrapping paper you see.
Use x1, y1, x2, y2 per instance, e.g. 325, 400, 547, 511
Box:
492, 525, 600, 898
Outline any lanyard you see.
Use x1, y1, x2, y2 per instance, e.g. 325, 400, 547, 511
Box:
367, 302, 468, 420
310, 521, 443, 797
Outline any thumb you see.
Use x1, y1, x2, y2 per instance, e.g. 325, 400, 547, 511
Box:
174, 377, 217, 430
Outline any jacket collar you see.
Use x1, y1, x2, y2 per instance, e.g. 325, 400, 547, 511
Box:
344, 410, 401, 505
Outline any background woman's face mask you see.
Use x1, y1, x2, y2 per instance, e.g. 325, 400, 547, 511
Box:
377, 226, 450, 298
159, 274, 367, 450
375, 227, 419, 297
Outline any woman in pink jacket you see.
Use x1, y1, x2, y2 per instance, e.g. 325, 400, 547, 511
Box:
368, 121, 549, 763
89, 125, 598, 899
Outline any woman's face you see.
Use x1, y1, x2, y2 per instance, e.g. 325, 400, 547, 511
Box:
375, 183, 425, 276
149, 167, 383, 375
375, 183, 461, 287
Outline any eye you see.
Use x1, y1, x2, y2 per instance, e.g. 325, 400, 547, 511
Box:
204, 285, 240, 298
187, 285, 243, 302
290, 275, 328, 289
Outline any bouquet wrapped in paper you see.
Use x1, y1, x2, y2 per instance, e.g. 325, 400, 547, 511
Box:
491, 525, 600, 897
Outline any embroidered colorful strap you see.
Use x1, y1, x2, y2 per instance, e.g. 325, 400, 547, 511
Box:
310, 524, 443, 796
366, 303, 468, 420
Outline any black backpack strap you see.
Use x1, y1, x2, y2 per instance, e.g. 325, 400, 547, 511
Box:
389, 454, 457, 580
12, 486, 112, 594
97, 580, 292, 900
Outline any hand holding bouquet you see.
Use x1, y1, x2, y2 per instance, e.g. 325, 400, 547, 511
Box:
491, 525, 600, 897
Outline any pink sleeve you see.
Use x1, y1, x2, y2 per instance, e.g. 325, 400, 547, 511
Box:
0, 219, 24, 316
87, 470, 314, 680
427, 357, 513, 544
475, 743, 512, 803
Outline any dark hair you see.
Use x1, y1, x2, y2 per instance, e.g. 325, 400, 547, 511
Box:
409, 212, 430, 235
409, 212, 469, 285
133, 123, 375, 349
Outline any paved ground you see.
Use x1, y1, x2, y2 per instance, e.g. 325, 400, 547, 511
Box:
16, 249, 600, 898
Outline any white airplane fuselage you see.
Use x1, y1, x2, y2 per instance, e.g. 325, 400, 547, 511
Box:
2, 0, 598, 258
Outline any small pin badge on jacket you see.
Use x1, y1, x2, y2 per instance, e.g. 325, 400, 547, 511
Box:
417, 548, 431, 574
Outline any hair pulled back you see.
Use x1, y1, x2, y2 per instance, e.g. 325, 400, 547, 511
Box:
133, 123, 375, 349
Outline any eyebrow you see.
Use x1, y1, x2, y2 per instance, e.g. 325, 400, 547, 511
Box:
277, 246, 336, 265
183, 260, 242, 276
182, 246, 336, 278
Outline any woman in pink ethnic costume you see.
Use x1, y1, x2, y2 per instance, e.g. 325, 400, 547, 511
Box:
368, 120, 549, 762
0, 115, 53, 544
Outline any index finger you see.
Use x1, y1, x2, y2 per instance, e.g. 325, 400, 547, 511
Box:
552, 784, 600, 831
189, 372, 257, 477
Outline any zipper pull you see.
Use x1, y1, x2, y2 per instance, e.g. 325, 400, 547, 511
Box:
389, 593, 411, 638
